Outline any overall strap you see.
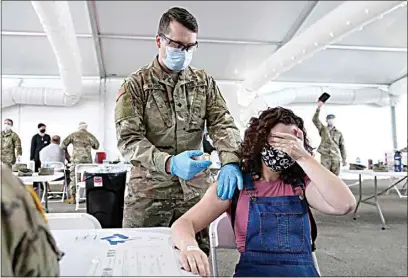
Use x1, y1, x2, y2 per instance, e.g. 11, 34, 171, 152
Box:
243, 173, 256, 191
230, 187, 240, 232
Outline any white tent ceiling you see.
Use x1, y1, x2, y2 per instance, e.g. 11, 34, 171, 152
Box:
1, 1, 407, 85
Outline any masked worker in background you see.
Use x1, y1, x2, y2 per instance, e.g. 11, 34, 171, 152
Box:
313, 101, 347, 176
1, 165, 62, 276
1, 118, 22, 168
62, 122, 100, 204
115, 7, 242, 255
30, 123, 51, 172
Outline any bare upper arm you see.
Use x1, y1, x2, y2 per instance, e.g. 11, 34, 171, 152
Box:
180, 183, 231, 233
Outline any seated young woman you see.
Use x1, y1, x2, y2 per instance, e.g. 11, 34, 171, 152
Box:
171, 107, 356, 277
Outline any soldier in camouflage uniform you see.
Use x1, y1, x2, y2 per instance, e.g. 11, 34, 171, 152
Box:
313, 101, 347, 176
1, 118, 22, 168
1, 164, 62, 276
115, 7, 242, 255
61, 122, 100, 203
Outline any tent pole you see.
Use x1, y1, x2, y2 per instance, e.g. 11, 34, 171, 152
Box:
390, 106, 398, 151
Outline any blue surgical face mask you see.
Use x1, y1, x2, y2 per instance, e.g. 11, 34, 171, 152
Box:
327, 119, 335, 126
162, 46, 193, 72
3, 124, 11, 132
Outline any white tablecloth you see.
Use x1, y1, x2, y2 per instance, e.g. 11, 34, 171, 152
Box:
342, 169, 407, 178
51, 228, 197, 277
13, 172, 65, 184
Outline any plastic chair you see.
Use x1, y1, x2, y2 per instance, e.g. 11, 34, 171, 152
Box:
124, 164, 132, 197
209, 213, 237, 277
74, 164, 100, 211
28, 160, 35, 171
209, 213, 321, 277
46, 213, 102, 230
41, 162, 68, 203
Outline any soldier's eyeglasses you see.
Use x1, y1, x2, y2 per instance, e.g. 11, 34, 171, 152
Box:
159, 34, 198, 52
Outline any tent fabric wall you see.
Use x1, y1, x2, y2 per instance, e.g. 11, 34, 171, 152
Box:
4, 1, 85, 108
2, 78, 406, 165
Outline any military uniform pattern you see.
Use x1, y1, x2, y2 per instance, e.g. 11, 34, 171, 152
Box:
1, 130, 22, 168
61, 129, 99, 194
115, 57, 241, 252
115, 57, 241, 201
313, 108, 346, 175
320, 155, 341, 176
1, 165, 61, 276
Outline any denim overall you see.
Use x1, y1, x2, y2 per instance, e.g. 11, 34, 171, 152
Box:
234, 180, 320, 277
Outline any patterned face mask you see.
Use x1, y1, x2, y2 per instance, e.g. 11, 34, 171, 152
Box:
261, 144, 295, 173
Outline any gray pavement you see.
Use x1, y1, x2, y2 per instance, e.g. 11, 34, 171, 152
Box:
48, 179, 408, 277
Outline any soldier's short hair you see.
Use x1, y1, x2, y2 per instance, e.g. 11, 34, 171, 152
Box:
38, 123, 46, 129
158, 7, 198, 35
4, 118, 13, 126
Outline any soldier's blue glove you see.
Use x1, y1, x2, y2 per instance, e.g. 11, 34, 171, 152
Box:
170, 150, 212, 181
217, 164, 244, 200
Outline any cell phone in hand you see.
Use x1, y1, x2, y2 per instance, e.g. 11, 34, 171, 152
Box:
318, 92, 331, 103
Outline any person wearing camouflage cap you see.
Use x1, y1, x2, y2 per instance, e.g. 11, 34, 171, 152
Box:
61, 122, 100, 204
114, 7, 242, 255
1, 118, 22, 168
313, 101, 347, 176
1, 164, 62, 276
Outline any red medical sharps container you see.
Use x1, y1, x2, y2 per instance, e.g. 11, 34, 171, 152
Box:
94, 152, 107, 164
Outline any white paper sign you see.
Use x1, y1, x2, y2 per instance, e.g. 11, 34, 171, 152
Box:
93, 176, 103, 187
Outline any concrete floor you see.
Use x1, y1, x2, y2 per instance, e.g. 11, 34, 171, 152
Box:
47, 179, 407, 277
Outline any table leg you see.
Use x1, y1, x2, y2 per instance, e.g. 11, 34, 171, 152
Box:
373, 176, 386, 230
43, 182, 49, 213
353, 174, 362, 220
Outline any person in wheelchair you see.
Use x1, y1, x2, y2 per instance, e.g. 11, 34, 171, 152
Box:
171, 107, 356, 277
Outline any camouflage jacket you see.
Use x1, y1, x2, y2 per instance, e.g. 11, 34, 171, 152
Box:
1, 165, 61, 276
115, 57, 241, 200
61, 129, 100, 164
1, 130, 22, 165
313, 108, 346, 160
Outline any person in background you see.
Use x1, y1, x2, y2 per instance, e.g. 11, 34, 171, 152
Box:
40, 135, 71, 199
40, 135, 70, 165
312, 101, 347, 176
202, 129, 215, 155
62, 122, 99, 204
171, 107, 356, 277
114, 7, 242, 255
1, 164, 62, 276
1, 118, 22, 168
30, 123, 51, 172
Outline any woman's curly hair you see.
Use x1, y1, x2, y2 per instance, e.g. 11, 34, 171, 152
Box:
240, 107, 314, 185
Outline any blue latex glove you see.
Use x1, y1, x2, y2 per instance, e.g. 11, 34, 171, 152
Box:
217, 164, 244, 200
170, 150, 212, 181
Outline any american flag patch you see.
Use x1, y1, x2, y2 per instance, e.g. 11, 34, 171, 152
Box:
116, 88, 126, 101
